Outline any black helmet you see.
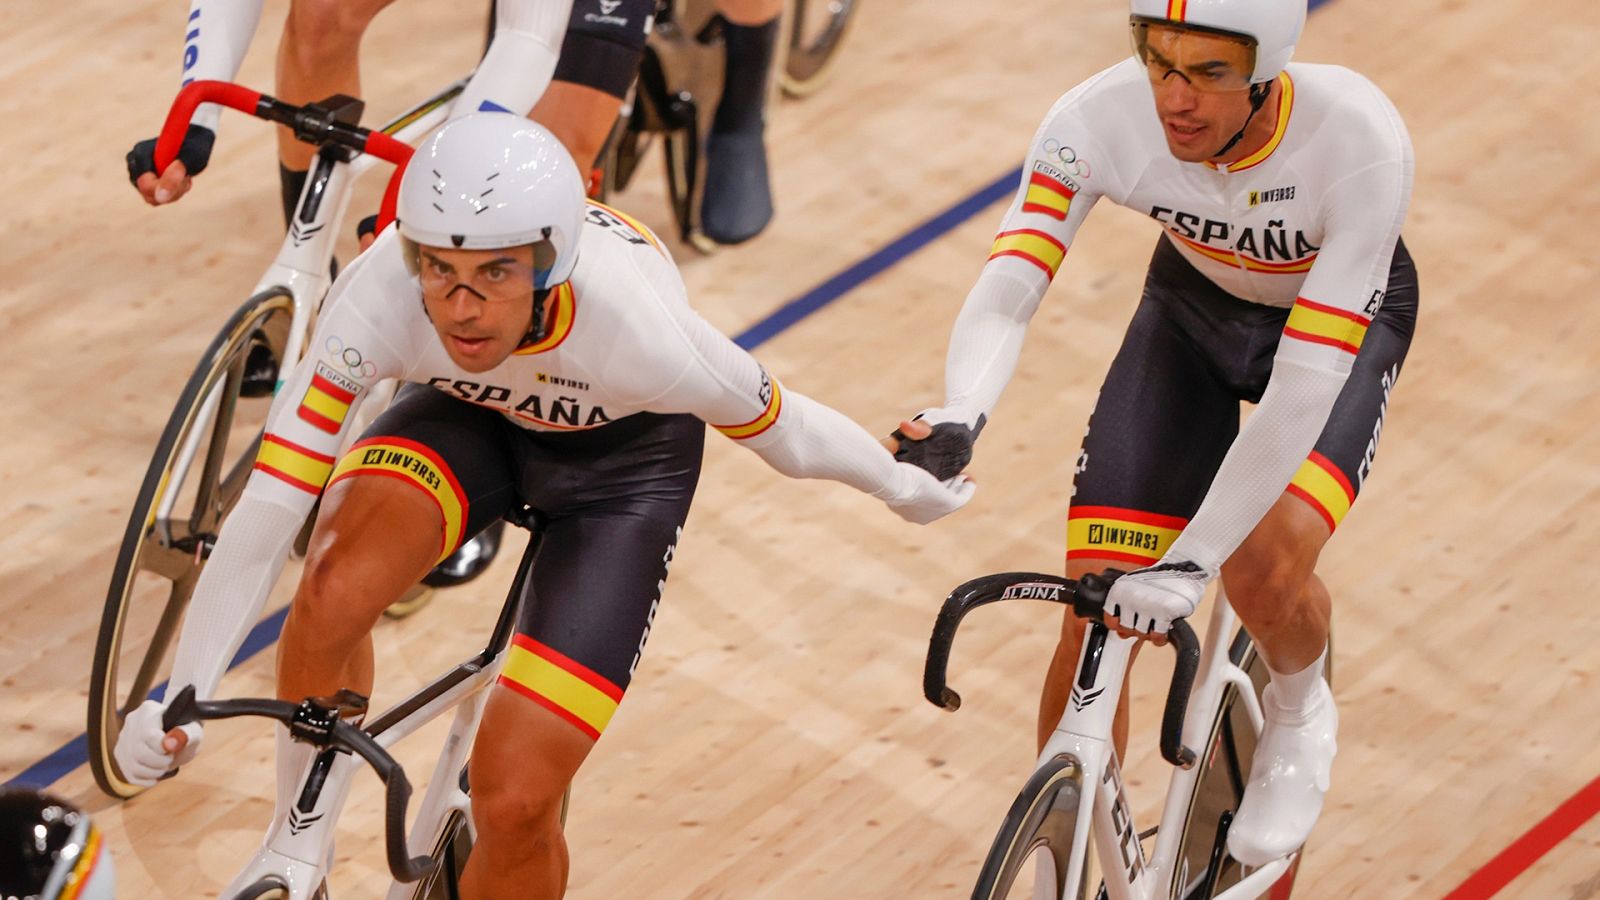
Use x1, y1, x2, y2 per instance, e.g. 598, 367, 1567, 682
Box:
0, 788, 114, 900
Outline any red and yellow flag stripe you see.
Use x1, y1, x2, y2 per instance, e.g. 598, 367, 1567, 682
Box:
990, 229, 1067, 279
1022, 171, 1075, 221
58, 825, 104, 900
1168, 230, 1317, 274
298, 368, 357, 434
1066, 505, 1188, 568
1165, 0, 1188, 21
1212, 73, 1294, 173
514, 282, 577, 355
714, 378, 784, 440
1287, 451, 1355, 532
328, 437, 468, 561
498, 634, 624, 740
255, 433, 337, 495
1283, 296, 1371, 356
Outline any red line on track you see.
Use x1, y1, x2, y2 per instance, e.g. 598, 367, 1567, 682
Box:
1440, 772, 1600, 899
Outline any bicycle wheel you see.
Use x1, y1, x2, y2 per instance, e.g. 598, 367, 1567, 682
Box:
229, 877, 289, 900
973, 755, 1092, 900
410, 809, 474, 900
778, 0, 860, 97
87, 287, 295, 799
1170, 630, 1332, 899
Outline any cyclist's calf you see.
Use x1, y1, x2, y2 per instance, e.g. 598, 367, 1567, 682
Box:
1218, 493, 1333, 673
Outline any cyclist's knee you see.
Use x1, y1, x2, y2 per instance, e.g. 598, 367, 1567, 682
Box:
292, 551, 384, 635
283, 0, 389, 65
1223, 497, 1328, 607
473, 777, 565, 847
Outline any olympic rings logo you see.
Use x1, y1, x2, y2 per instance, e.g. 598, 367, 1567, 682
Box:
325, 335, 378, 380
1041, 139, 1092, 179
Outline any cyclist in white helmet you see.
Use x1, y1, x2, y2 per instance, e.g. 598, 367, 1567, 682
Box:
893, 0, 1414, 865
116, 112, 974, 899
0, 788, 115, 900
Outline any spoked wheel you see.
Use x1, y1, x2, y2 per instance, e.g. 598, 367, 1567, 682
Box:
973, 755, 1092, 900
87, 287, 295, 798
1170, 630, 1332, 899
778, 0, 860, 96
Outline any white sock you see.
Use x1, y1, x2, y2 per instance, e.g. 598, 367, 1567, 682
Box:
273, 728, 315, 824
1264, 644, 1330, 714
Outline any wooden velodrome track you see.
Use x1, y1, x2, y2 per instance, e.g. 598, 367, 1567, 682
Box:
3, 0, 1597, 896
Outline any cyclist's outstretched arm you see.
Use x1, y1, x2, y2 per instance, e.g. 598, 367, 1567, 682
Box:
455, 0, 574, 118
932, 88, 1115, 436
626, 270, 975, 525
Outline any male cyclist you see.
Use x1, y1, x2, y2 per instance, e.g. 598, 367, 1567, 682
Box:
894, 0, 1414, 865
116, 113, 973, 899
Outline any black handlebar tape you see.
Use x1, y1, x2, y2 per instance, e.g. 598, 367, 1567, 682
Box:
924, 572, 1080, 711
1157, 619, 1202, 768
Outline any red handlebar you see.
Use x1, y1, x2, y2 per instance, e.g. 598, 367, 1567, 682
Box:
157, 80, 413, 232
156, 81, 264, 172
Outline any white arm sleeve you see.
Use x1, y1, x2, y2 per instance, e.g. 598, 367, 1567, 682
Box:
1165, 360, 1347, 572
178, 0, 266, 132
743, 389, 897, 496
943, 265, 1048, 422
164, 499, 302, 702
454, 0, 572, 117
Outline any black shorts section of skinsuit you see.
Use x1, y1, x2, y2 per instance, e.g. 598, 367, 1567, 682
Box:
360, 382, 704, 693
554, 0, 657, 98
1071, 234, 1418, 523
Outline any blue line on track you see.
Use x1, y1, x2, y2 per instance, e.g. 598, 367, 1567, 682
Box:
8, 0, 1338, 789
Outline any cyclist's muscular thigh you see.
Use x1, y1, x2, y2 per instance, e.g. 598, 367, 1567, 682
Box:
278, 472, 443, 702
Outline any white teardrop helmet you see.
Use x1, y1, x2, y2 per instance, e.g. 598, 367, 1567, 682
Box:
0, 788, 116, 900
397, 112, 586, 290
1129, 0, 1306, 84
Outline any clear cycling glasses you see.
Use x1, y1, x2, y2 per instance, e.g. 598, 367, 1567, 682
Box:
1131, 17, 1258, 93
416, 239, 560, 302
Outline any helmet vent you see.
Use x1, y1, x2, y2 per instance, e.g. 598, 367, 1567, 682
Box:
451, 234, 465, 247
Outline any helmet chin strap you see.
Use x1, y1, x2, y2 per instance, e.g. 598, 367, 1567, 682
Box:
1212, 81, 1273, 161
523, 288, 552, 345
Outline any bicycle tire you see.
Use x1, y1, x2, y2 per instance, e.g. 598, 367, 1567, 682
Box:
973, 755, 1091, 900
778, 0, 860, 97
1169, 629, 1332, 899
229, 877, 291, 900
87, 287, 295, 799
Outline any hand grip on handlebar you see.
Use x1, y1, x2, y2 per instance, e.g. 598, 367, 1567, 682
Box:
156, 684, 439, 882
155, 82, 265, 174
923, 571, 1202, 768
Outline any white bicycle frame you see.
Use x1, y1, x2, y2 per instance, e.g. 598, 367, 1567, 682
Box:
219, 639, 502, 899
1040, 586, 1294, 900
153, 80, 466, 528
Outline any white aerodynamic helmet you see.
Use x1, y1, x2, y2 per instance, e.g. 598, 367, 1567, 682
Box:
1129, 0, 1306, 84
397, 112, 586, 289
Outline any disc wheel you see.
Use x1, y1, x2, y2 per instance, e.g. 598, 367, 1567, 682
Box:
1170, 629, 1332, 899
973, 755, 1092, 900
87, 287, 295, 798
778, 0, 860, 97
